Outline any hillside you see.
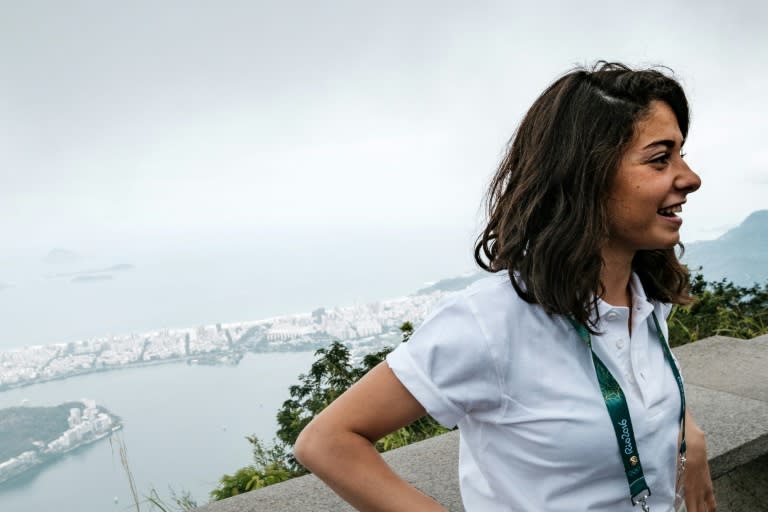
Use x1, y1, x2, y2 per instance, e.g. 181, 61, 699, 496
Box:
0, 401, 121, 486
416, 272, 485, 295
0, 403, 79, 461
683, 210, 768, 286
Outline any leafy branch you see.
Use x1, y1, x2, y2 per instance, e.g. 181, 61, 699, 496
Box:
209, 321, 448, 501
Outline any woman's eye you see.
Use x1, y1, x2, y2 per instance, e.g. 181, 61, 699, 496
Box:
649, 153, 670, 166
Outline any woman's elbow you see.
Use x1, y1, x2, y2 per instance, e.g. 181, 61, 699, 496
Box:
293, 424, 313, 468
294, 419, 328, 470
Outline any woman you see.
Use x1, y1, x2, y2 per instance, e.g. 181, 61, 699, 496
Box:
295, 62, 716, 511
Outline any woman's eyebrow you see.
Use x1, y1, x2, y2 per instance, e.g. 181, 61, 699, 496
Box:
641, 139, 680, 150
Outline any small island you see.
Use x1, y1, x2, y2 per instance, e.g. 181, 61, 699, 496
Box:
0, 399, 122, 484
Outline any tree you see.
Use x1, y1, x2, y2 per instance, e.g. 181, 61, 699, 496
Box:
276, 341, 359, 450
668, 273, 768, 346
209, 436, 296, 500
211, 322, 448, 500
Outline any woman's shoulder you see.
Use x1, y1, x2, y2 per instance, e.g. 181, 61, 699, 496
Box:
459, 271, 540, 315
431, 271, 549, 340
460, 271, 519, 304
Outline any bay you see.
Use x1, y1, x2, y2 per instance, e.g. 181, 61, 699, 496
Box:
0, 229, 473, 510
0, 351, 316, 511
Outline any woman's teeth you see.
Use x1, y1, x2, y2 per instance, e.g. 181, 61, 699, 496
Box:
657, 205, 682, 217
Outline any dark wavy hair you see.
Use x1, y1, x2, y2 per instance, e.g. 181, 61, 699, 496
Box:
474, 62, 693, 330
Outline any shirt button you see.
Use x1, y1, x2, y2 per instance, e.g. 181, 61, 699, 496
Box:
615, 338, 625, 349
606, 311, 619, 321
627, 374, 636, 384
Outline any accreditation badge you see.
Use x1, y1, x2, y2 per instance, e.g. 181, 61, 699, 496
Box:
674, 455, 687, 512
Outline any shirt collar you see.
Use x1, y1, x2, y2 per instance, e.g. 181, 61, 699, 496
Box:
593, 272, 655, 328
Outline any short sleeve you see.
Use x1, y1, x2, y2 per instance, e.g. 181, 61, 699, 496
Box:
386, 295, 501, 428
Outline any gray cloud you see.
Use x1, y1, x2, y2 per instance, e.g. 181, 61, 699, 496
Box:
1, 0, 766, 245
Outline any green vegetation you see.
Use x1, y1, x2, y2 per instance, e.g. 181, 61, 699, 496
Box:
113, 434, 199, 512
208, 437, 296, 500
0, 402, 81, 461
205, 274, 768, 503
668, 274, 768, 346
209, 321, 449, 501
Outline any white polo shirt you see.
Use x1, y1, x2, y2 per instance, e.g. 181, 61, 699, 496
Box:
386, 272, 682, 511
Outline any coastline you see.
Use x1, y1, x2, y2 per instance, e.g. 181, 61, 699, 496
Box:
0, 290, 444, 393
0, 402, 122, 485
0, 425, 124, 487
0, 352, 245, 393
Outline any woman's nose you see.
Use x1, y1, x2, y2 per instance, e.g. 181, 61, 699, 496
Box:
677, 162, 701, 194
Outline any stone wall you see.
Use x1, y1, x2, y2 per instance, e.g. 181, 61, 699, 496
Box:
196, 334, 768, 512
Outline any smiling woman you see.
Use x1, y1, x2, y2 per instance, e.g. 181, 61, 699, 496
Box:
294, 62, 717, 512
606, 100, 702, 257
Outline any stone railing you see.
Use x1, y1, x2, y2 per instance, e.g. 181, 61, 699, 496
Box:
196, 334, 768, 512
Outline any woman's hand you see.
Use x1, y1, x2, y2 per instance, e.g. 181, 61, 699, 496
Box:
683, 411, 716, 511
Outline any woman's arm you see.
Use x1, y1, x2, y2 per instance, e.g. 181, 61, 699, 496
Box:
683, 409, 717, 511
294, 361, 448, 512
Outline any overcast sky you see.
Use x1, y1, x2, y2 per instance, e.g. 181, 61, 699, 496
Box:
2, 0, 766, 251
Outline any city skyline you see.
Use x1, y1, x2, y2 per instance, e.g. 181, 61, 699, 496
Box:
0, 286, 448, 388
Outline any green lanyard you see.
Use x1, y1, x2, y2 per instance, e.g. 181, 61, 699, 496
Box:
568, 312, 686, 511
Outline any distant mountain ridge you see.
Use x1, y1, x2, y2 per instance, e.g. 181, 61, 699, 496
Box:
683, 210, 768, 286
417, 273, 486, 295
419, 210, 768, 293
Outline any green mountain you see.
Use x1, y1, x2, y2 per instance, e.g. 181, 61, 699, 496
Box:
683, 210, 768, 286
0, 403, 76, 461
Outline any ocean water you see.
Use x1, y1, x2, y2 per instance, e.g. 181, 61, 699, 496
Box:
0, 229, 473, 510
0, 229, 474, 350
0, 351, 317, 511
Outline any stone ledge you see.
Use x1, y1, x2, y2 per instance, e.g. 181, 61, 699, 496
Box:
196, 335, 768, 511
685, 384, 768, 479
713, 452, 768, 512
675, 334, 768, 480
674, 334, 768, 403
194, 431, 462, 512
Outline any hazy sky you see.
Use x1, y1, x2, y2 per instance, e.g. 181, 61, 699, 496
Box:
2, 0, 766, 250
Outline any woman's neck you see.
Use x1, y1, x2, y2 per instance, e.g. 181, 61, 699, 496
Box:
600, 248, 634, 308
600, 247, 635, 335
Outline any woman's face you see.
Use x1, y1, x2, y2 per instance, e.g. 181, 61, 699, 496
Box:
604, 100, 701, 256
